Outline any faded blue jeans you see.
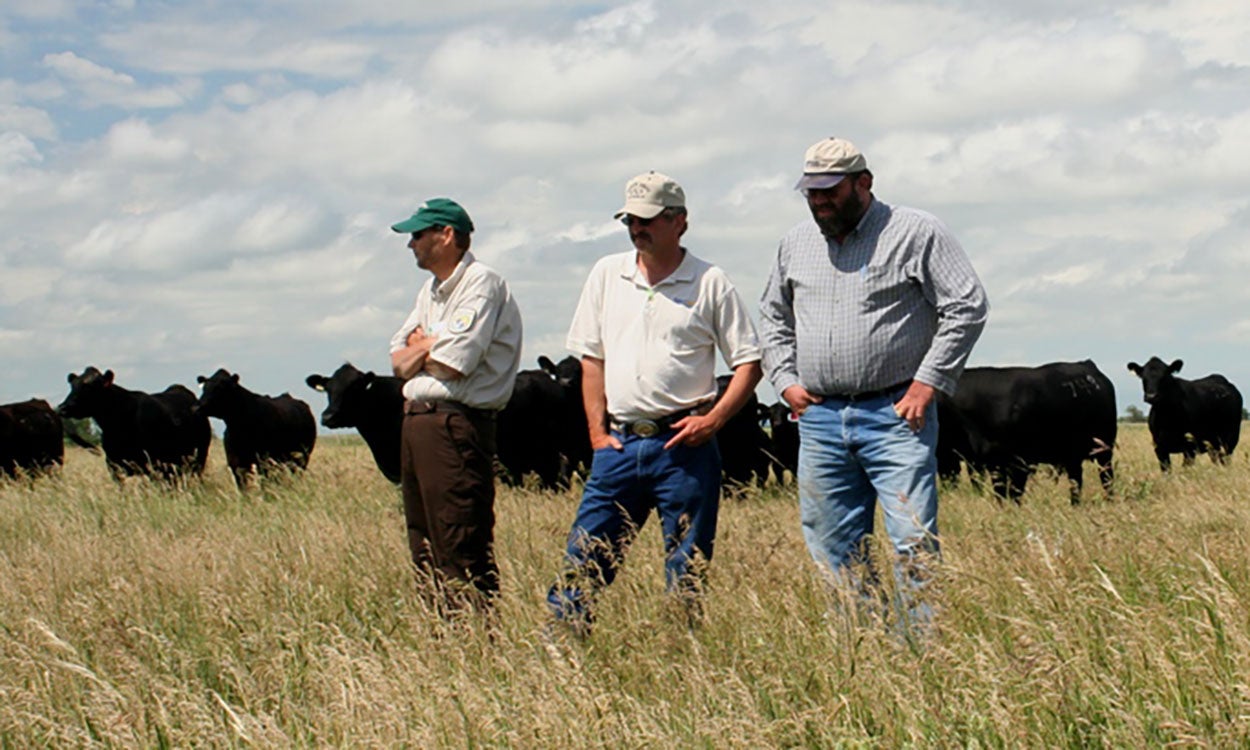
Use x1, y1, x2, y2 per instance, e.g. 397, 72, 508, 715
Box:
797, 387, 940, 623
546, 431, 721, 625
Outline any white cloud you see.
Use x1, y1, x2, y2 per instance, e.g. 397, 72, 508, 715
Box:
99, 21, 376, 78
41, 51, 195, 109
0, 131, 42, 169
3, 0, 1250, 410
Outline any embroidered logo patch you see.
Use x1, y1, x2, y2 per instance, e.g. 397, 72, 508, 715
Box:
448, 308, 476, 334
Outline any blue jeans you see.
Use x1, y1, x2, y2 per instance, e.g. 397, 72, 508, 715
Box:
546, 432, 722, 622
797, 389, 939, 608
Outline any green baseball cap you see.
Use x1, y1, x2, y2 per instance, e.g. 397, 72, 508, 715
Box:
391, 198, 475, 235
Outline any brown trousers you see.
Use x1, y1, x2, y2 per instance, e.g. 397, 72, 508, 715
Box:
400, 400, 499, 613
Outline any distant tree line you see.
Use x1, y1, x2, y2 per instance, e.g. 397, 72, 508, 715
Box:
1122, 405, 1250, 422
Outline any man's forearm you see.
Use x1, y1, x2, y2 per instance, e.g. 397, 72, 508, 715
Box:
705, 361, 763, 427
581, 356, 610, 441
391, 345, 428, 380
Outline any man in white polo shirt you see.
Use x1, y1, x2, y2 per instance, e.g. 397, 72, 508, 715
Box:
389, 197, 523, 618
545, 172, 762, 635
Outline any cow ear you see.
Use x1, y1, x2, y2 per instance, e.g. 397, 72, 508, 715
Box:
197, 375, 207, 384
362, 373, 375, 387
67, 372, 76, 383
231, 373, 240, 384
1170, 359, 1183, 373
306, 375, 325, 391
538, 355, 556, 374
102, 370, 114, 386
1127, 362, 1141, 376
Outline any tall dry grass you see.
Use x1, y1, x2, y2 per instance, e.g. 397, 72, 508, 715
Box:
2, 425, 1249, 747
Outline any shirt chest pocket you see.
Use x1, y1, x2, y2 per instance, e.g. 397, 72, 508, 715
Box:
652, 298, 712, 354
859, 265, 910, 311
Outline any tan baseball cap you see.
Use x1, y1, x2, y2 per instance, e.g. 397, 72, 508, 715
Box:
795, 137, 868, 191
614, 171, 685, 220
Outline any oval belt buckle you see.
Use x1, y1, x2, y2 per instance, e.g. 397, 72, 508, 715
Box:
633, 419, 660, 438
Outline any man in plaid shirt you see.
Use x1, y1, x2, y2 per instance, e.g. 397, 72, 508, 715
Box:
759, 136, 988, 629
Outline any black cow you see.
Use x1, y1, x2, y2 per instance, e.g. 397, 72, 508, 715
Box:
0, 399, 64, 478
1127, 357, 1242, 472
538, 355, 592, 479
937, 361, 1116, 504
196, 368, 316, 487
306, 363, 405, 484
58, 367, 210, 481
497, 362, 569, 490
764, 401, 800, 484
713, 374, 771, 491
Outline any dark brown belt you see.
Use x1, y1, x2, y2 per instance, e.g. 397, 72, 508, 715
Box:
816, 380, 911, 403
610, 402, 712, 438
405, 399, 496, 421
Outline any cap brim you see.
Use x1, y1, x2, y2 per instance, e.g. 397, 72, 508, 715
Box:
613, 201, 667, 221
391, 216, 436, 233
795, 173, 848, 191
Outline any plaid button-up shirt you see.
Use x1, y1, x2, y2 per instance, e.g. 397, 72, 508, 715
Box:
759, 199, 988, 398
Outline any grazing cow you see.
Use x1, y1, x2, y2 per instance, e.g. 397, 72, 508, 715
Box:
1127, 357, 1242, 471
496, 363, 569, 489
765, 401, 800, 484
712, 374, 771, 490
57, 367, 210, 481
306, 363, 405, 484
196, 368, 316, 487
538, 355, 593, 479
937, 360, 1117, 504
0, 399, 64, 478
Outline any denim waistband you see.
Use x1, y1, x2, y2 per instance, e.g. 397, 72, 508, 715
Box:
814, 380, 911, 403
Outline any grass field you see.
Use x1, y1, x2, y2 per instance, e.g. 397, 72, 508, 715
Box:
2, 424, 1249, 747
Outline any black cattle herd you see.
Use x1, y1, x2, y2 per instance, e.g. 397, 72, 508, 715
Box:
0, 356, 1243, 503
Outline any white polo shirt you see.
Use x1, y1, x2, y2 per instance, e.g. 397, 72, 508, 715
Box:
567, 249, 761, 422
389, 251, 523, 410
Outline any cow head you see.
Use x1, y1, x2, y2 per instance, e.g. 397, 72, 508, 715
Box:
195, 368, 243, 417
1127, 357, 1183, 404
538, 355, 582, 391
58, 366, 114, 417
306, 363, 374, 428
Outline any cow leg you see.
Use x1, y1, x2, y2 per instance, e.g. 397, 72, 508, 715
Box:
1000, 465, 1029, 505
1095, 453, 1114, 498
1156, 448, 1171, 472
1063, 461, 1083, 506
1182, 448, 1196, 467
231, 465, 250, 489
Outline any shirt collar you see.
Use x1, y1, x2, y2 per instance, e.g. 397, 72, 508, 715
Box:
619, 247, 696, 288
432, 250, 475, 299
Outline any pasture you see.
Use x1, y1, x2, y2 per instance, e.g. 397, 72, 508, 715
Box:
2, 424, 1249, 747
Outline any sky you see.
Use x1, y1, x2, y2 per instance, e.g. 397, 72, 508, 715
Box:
2, 0, 1249, 420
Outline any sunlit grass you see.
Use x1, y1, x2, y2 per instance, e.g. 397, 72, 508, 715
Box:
2, 426, 1249, 746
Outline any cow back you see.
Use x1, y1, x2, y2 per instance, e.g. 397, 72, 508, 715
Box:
940, 360, 1117, 472
0, 399, 64, 476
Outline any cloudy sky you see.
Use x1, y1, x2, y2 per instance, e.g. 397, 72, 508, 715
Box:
2, 1, 1248, 419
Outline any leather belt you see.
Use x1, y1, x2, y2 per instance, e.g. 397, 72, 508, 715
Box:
817, 380, 912, 403
611, 402, 712, 438
405, 399, 496, 421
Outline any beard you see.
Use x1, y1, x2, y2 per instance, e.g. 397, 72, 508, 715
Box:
811, 189, 865, 239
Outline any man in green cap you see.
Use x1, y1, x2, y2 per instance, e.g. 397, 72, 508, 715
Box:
388, 197, 523, 618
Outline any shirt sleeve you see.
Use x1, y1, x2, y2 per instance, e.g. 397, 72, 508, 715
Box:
910, 218, 989, 395
389, 295, 425, 355
758, 240, 801, 395
427, 278, 505, 376
712, 275, 762, 369
565, 259, 607, 359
